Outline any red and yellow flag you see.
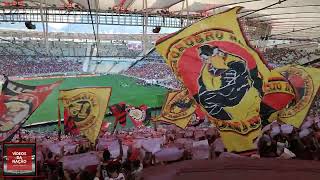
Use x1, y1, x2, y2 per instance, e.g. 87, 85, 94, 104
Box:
274, 65, 320, 127
154, 89, 197, 129
59, 87, 112, 143
155, 7, 293, 152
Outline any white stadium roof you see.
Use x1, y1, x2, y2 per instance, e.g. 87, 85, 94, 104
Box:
1, 0, 320, 40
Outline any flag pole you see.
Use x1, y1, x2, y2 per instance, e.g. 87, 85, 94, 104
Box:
112, 117, 119, 135
153, 121, 158, 132
152, 110, 158, 132
57, 98, 61, 141
18, 129, 22, 142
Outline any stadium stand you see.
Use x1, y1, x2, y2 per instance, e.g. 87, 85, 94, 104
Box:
124, 63, 173, 80
0, 55, 82, 76
263, 48, 308, 65
0, 41, 142, 58
123, 49, 183, 89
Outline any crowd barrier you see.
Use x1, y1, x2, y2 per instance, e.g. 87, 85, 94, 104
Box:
10, 72, 97, 81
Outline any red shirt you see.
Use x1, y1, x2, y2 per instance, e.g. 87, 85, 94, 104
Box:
85, 164, 98, 175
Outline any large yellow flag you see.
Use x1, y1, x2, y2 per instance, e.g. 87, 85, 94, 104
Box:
155, 7, 293, 152
154, 89, 197, 129
59, 87, 112, 143
275, 65, 320, 127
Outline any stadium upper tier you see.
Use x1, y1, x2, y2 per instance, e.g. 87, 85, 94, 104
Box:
1, 42, 319, 79
0, 30, 166, 42
1, 0, 320, 40
0, 40, 142, 57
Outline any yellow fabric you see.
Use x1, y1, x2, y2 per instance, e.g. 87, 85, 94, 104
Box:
275, 65, 320, 128
220, 127, 261, 153
213, 86, 261, 152
154, 90, 196, 129
155, 7, 273, 152
264, 69, 295, 96
59, 87, 112, 143
210, 56, 229, 70
202, 64, 222, 91
264, 81, 295, 96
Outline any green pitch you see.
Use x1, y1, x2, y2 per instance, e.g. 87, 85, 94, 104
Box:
19, 75, 168, 125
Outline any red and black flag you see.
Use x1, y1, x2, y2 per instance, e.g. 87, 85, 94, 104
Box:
110, 102, 127, 127
0, 79, 61, 142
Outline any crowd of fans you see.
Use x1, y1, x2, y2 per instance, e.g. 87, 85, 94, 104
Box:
158, 79, 183, 90
0, 55, 82, 76
309, 95, 320, 115
263, 48, 311, 66
123, 63, 174, 80
258, 115, 320, 160
5, 111, 320, 180
122, 50, 183, 90
123, 62, 183, 90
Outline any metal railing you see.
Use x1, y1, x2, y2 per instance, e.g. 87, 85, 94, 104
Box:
0, 8, 197, 28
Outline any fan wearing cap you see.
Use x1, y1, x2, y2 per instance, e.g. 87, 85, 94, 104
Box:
194, 44, 263, 120
122, 146, 143, 179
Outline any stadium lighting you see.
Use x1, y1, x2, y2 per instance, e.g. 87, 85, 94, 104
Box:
152, 26, 161, 33
25, 21, 36, 30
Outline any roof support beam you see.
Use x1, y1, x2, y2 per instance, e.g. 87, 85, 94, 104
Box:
39, 0, 48, 55
247, 12, 320, 20
142, 0, 148, 55
240, 0, 287, 18
186, 0, 189, 25
241, 4, 320, 14
95, 0, 100, 57
261, 17, 320, 23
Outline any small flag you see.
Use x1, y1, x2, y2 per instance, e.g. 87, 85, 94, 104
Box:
110, 102, 127, 127
126, 104, 148, 128
59, 87, 112, 143
154, 89, 196, 129
275, 65, 320, 127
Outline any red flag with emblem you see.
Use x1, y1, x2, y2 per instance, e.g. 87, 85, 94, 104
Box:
126, 104, 148, 128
